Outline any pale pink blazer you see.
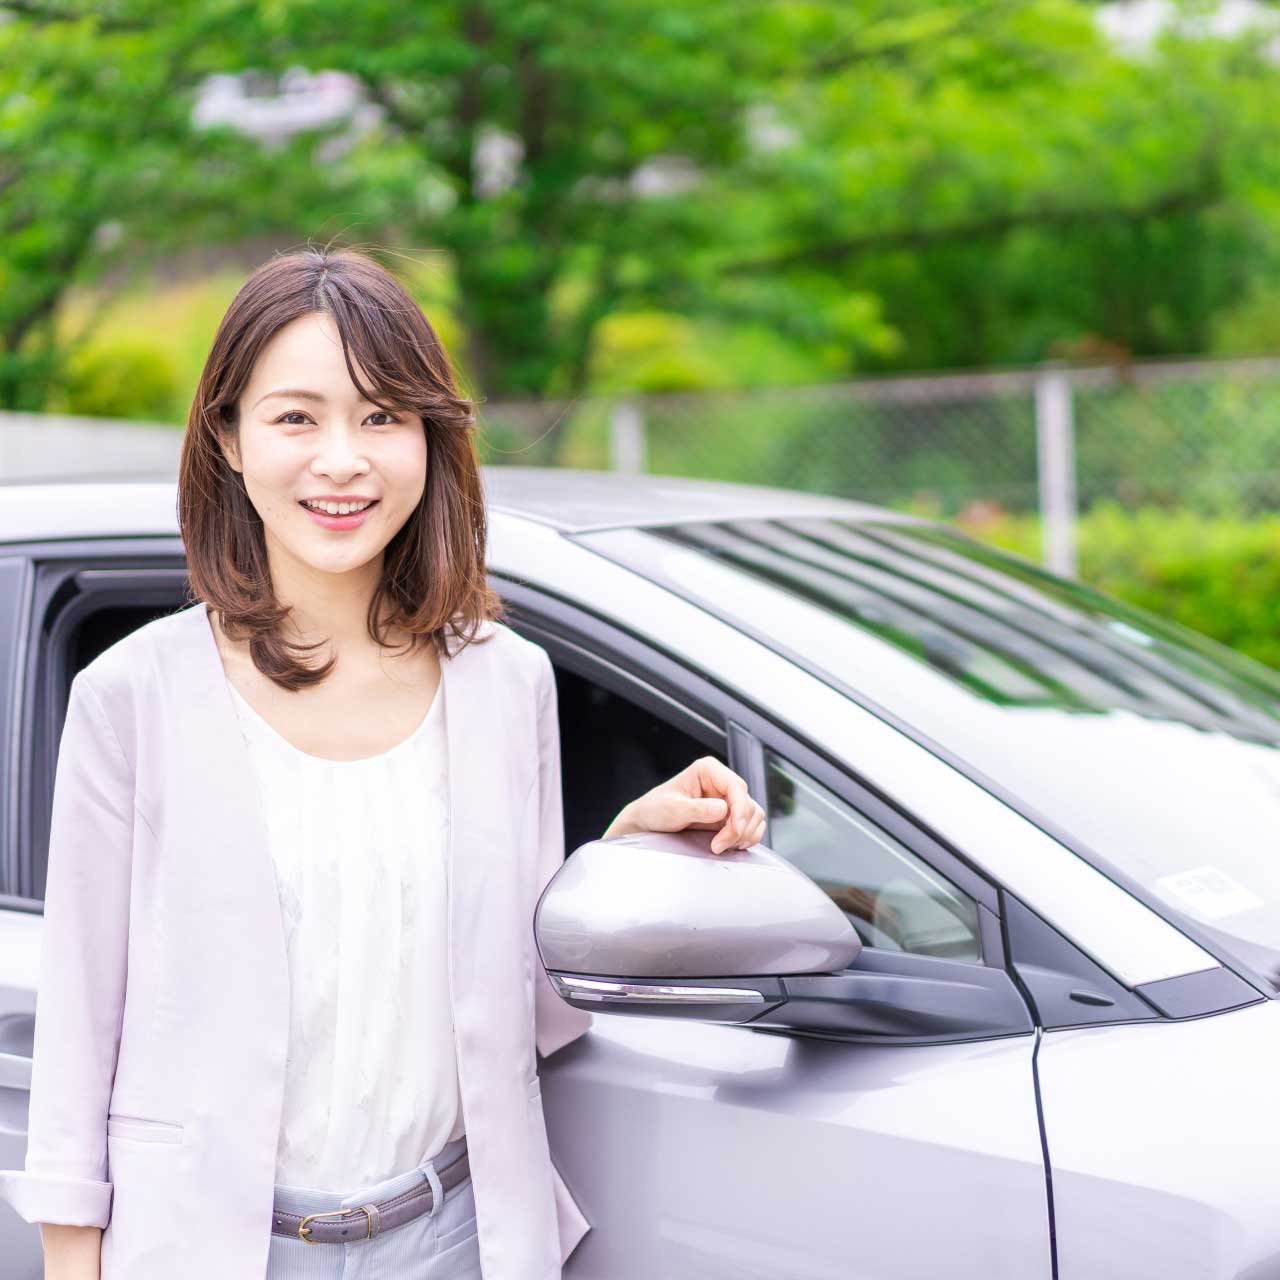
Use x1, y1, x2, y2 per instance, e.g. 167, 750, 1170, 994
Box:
0, 600, 594, 1279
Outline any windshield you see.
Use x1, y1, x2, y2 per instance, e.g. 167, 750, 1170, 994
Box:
583, 516, 1280, 990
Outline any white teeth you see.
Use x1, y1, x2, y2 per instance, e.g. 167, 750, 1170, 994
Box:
304, 500, 373, 516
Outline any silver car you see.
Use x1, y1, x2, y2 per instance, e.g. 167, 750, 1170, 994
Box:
2, 470, 1279, 1279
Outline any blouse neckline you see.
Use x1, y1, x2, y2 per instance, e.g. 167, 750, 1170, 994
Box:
225, 677, 443, 767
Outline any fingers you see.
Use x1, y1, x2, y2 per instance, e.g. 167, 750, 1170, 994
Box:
711, 802, 766, 853
693, 757, 767, 854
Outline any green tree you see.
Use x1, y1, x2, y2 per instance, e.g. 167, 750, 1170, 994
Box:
222, 0, 1280, 454
6, 0, 1280, 457
0, 0, 363, 410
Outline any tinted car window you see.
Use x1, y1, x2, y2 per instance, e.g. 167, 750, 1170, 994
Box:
764, 747, 982, 963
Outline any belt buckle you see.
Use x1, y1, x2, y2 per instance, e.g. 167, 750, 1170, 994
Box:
298, 1206, 374, 1244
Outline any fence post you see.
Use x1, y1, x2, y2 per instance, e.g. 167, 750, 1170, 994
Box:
608, 400, 646, 474
1034, 363, 1078, 578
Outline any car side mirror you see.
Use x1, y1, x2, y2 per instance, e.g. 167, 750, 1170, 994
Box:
535, 828, 1036, 1041
532, 827, 862, 1027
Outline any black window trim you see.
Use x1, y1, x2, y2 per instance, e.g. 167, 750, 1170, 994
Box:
0, 555, 33, 909
503, 606, 725, 757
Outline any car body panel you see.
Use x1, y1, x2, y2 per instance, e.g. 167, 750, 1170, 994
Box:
542, 1010, 1050, 1279
0, 917, 38, 1277
1037, 997, 1280, 1278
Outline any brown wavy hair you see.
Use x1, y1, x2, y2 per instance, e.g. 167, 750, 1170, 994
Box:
177, 244, 506, 690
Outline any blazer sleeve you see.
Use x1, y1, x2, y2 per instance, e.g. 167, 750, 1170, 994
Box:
0, 671, 134, 1228
532, 649, 594, 1060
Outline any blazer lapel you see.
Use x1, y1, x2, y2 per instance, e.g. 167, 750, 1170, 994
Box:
176, 602, 291, 1028
438, 619, 507, 1069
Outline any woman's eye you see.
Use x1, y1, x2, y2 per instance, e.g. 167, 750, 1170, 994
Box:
274, 411, 400, 426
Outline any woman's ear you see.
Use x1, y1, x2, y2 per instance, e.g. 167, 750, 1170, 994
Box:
218, 431, 242, 474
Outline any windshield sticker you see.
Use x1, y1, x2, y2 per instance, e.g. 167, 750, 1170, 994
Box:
1155, 865, 1265, 921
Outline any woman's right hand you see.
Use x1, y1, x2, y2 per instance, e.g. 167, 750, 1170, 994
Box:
39, 1223, 102, 1280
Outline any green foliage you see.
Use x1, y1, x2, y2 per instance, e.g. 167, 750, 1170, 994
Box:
0, 2, 382, 411
1209, 281, 1280, 355
52, 270, 255, 421
588, 312, 730, 394
56, 338, 178, 421
959, 502, 1280, 671
9, 0, 1280, 453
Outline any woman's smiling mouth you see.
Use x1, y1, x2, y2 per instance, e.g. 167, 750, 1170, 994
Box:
299, 498, 380, 529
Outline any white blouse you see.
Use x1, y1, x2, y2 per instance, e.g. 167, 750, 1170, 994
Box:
225, 674, 465, 1194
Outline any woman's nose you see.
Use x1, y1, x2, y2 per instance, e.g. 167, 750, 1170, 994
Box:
311, 427, 370, 478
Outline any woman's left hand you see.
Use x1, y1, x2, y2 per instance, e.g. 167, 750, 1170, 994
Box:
602, 756, 767, 855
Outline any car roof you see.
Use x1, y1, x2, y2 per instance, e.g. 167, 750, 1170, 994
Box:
0, 467, 923, 543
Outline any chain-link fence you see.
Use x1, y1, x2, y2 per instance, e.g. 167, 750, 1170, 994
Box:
477, 354, 1280, 576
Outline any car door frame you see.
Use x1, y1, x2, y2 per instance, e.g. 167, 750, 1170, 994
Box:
4, 539, 188, 903
1, 551, 1055, 1278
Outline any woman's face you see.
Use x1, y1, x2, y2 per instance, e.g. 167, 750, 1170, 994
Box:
222, 310, 428, 582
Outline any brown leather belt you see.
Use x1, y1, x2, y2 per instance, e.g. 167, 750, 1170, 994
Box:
271, 1144, 471, 1245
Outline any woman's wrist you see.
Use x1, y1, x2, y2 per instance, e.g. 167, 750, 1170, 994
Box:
600, 802, 643, 840
39, 1221, 102, 1280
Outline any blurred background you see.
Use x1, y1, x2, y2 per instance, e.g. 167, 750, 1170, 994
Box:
7, 0, 1280, 664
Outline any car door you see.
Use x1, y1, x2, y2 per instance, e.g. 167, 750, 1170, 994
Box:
505, 589, 1053, 1280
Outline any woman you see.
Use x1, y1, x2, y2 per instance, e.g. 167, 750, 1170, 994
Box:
0, 246, 765, 1280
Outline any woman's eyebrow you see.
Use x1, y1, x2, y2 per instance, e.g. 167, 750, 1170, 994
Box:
247, 386, 391, 412
252, 388, 327, 410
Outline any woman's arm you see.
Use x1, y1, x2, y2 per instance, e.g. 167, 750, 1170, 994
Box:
39, 1223, 103, 1280
0, 672, 135, 1259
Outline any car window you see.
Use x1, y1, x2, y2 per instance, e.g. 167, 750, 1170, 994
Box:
763, 747, 983, 963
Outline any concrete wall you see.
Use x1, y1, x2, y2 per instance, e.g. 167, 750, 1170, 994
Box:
0, 412, 182, 482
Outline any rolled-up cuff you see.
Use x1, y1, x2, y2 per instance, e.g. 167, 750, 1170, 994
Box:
0, 1168, 112, 1227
